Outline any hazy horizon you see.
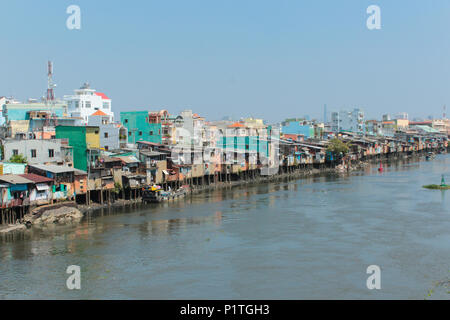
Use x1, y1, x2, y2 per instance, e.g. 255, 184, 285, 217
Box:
2, 0, 450, 122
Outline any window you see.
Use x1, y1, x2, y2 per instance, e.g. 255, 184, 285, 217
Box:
95, 130, 99, 134
105, 146, 109, 151
149, 131, 153, 136
128, 132, 131, 136
85, 102, 91, 108
103, 102, 109, 109
31, 149, 37, 158
104, 132, 108, 138
124, 119, 128, 124
49, 149, 54, 158
12, 149, 18, 156
139, 131, 143, 136
74, 101, 79, 109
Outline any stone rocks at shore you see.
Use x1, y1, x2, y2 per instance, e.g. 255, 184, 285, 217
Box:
24, 206, 83, 225
0, 224, 26, 233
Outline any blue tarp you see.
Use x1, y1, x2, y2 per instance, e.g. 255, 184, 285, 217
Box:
10, 184, 28, 192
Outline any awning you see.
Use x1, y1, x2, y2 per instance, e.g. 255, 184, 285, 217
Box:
36, 183, 49, 191
10, 184, 28, 192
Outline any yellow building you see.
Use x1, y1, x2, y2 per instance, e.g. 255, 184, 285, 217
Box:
395, 119, 409, 129
9, 120, 30, 137
86, 126, 100, 149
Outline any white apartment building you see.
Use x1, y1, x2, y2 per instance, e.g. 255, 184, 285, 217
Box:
65, 82, 114, 124
331, 108, 365, 134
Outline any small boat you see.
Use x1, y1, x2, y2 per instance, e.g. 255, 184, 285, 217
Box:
142, 185, 189, 203
425, 152, 435, 161
142, 185, 164, 203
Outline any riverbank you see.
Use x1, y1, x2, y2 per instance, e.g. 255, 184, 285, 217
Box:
187, 150, 426, 195
0, 148, 443, 234
2, 151, 449, 299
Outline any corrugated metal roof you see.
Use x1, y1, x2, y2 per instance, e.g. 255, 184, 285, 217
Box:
73, 169, 87, 176
0, 174, 34, 185
29, 164, 75, 173
115, 155, 140, 164
136, 141, 164, 147
19, 173, 53, 183
140, 150, 166, 157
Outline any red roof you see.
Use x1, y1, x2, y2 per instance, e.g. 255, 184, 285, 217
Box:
94, 92, 110, 100
228, 122, 246, 128
19, 173, 53, 183
410, 121, 432, 125
91, 110, 108, 116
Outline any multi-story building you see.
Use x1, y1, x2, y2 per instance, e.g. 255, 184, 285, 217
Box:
395, 112, 409, 120
65, 82, 114, 124
26, 110, 82, 139
331, 108, 365, 134
1, 138, 73, 166
1, 101, 67, 125
282, 119, 314, 138
55, 125, 101, 171
173, 110, 206, 147
120, 110, 166, 145
281, 119, 324, 139
365, 120, 381, 136
88, 110, 127, 151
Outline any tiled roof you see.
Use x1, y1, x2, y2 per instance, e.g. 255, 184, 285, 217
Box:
94, 92, 110, 100
91, 110, 108, 116
228, 122, 246, 128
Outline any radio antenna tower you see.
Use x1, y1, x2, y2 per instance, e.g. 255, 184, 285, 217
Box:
46, 61, 57, 105
443, 105, 446, 119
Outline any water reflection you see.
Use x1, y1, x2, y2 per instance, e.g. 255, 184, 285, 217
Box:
1, 154, 450, 299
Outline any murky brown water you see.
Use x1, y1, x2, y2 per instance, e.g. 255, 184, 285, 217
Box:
1, 155, 449, 299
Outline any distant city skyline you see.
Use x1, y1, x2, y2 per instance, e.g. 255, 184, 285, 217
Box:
3, 1, 450, 122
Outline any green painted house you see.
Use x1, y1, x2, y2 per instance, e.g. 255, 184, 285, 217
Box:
120, 111, 162, 144
55, 126, 101, 171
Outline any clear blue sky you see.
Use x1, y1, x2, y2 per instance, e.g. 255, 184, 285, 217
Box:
2, 0, 450, 122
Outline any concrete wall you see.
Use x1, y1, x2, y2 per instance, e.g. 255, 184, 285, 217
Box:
9, 120, 30, 137
56, 126, 88, 171
86, 127, 100, 149
88, 115, 122, 150
120, 111, 162, 145
2, 103, 66, 123
282, 122, 314, 138
2, 139, 64, 164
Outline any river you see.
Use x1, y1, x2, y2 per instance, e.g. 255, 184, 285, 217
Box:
1, 155, 450, 299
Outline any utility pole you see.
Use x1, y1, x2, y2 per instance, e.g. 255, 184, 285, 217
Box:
87, 148, 91, 205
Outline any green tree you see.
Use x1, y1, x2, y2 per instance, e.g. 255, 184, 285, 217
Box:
9, 154, 27, 164
326, 138, 350, 157
114, 182, 122, 194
